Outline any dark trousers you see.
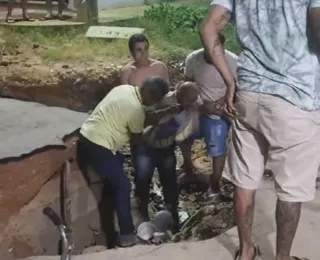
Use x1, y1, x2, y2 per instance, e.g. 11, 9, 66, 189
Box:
77, 135, 134, 235
132, 144, 179, 229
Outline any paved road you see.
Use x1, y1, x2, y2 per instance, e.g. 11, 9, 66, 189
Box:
0, 98, 87, 160
22, 180, 320, 260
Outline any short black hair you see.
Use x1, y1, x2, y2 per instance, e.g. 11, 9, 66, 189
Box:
128, 33, 149, 53
141, 76, 169, 102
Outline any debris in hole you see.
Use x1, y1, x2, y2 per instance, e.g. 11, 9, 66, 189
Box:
178, 211, 189, 224
137, 222, 157, 242
153, 210, 174, 233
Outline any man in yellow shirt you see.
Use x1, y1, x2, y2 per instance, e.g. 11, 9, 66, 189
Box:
77, 77, 169, 247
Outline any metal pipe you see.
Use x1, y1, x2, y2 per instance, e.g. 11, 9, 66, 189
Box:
59, 225, 73, 260
59, 225, 69, 260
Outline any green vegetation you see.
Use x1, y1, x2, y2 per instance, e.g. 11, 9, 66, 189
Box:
1, 2, 240, 62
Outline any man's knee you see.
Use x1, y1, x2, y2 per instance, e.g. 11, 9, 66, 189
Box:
162, 152, 176, 170
134, 155, 154, 183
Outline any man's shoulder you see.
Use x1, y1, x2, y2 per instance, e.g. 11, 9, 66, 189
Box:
186, 49, 204, 60
150, 59, 168, 69
121, 62, 135, 72
110, 84, 136, 96
185, 49, 204, 68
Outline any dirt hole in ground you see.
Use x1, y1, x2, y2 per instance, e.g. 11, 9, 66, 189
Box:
0, 62, 236, 259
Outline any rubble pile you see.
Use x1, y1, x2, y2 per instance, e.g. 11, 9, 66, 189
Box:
121, 140, 236, 243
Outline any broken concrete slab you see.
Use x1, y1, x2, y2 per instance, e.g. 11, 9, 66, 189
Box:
0, 168, 100, 259
85, 26, 145, 39
0, 20, 85, 26
0, 98, 87, 159
20, 180, 320, 260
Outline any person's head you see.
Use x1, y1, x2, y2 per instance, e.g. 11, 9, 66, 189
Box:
203, 33, 226, 64
140, 76, 169, 106
175, 81, 199, 109
128, 33, 150, 65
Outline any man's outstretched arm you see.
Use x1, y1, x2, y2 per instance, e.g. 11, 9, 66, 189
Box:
309, 6, 320, 54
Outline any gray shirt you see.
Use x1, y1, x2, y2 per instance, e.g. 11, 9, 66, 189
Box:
211, 0, 320, 110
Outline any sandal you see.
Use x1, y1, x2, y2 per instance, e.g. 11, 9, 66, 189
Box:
291, 257, 309, 260
234, 245, 261, 260
40, 15, 53, 21
5, 17, 15, 23
197, 189, 222, 205
57, 15, 67, 20
23, 17, 35, 22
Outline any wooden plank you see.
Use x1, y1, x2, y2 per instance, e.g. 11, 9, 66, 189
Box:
85, 26, 145, 39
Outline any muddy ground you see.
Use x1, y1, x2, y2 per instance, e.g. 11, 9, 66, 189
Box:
0, 44, 237, 258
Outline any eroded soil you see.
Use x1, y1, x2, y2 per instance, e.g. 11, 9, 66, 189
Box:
0, 44, 184, 111
0, 137, 78, 229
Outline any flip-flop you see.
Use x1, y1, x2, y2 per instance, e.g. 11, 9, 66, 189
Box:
23, 17, 35, 22
196, 190, 222, 205
40, 16, 53, 21
5, 18, 15, 23
291, 257, 309, 260
234, 245, 262, 260
57, 15, 67, 20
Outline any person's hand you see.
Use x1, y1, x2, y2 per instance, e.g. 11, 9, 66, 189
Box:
167, 103, 182, 114
213, 96, 225, 110
224, 82, 238, 118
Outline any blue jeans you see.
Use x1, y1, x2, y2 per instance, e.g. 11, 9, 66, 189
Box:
77, 135, 134, 235
132, 144, 179, 229
200, 115, 230, 157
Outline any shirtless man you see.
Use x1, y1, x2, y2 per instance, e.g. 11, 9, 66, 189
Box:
121, 34, 196, 176
120, 34, 169, 88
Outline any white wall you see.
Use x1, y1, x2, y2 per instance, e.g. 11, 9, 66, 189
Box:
98, 0, 145, 9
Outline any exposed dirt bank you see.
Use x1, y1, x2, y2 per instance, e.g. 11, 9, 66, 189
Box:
0, 49, 184, 111
0, 137, 78, 230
